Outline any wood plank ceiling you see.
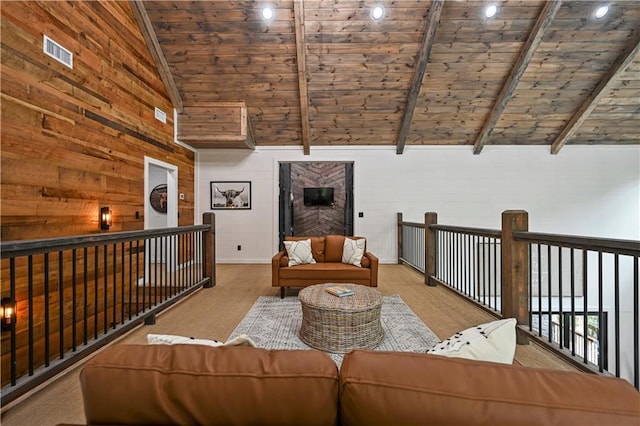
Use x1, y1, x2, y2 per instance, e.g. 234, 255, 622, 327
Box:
136, 0, 640, 154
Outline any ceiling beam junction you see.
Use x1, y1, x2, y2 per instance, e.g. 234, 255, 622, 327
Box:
550, 34, 640, 154
130, 0, 183, 113
396, 0, 444, 155
472, 0, 562, 155
294, 0, 311, 155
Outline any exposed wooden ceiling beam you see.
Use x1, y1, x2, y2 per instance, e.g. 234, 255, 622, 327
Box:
130, 0, 183, 112
472, 0, 562, 155
550, 34, 640, 155
396, 0, 444, 155
294, 0, 311, 155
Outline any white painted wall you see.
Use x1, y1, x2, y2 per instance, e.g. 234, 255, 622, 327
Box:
196, 145, 639, 264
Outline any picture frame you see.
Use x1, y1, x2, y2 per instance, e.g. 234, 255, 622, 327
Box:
210, 181, 251, 210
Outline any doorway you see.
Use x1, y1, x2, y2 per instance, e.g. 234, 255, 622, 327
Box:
278, 162, 354, 248
144, 156, 178, 276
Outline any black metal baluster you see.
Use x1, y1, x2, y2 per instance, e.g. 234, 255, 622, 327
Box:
547, 245, 552, 343
583, 250, 588, 364
94, 247, 99, 340
112, 244, 117, 329
570, 249, 576, 356
633, 256, 638, 389
83, 247, 88, 345
537, 244, 542, 337
103, 244, 108, 334
598, 252, 604, 372
128, 241, 133, 321
44, 253, 50, 366
10, 258, 17, 385
614, 254, 620, 378
558, 247, 563, 353
121, 242, 125, 325
58, 251, 64, 360
493, 237, 497, 311
136, 240, 140, 316
27, 255, 35, 376
72, 249, 77, 351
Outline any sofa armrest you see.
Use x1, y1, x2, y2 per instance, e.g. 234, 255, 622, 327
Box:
364, 252, 378, 286
272, 250, 286, 287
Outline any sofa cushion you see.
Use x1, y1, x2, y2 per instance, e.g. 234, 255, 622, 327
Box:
81, 345, 339, 426
325, 235, 366, 262
285, 236, 326, 262
284, 239, 316, 266
426, 318, 516, 364
340, 350, 640, 426
279, 262, 371, 281
342, 238, 365, 267
324, 235, 346, 262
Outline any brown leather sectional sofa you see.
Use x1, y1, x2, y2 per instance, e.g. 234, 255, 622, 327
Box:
272, 235, 378, 298
80, 345, 640, 425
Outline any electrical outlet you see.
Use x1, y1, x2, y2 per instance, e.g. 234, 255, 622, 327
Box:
237, 245, 242, 251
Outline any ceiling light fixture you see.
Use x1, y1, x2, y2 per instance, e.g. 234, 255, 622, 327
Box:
371, 5, 385, 20
484, 4, 498, 18
262, 6, 274, 20
594, 5, 609, 19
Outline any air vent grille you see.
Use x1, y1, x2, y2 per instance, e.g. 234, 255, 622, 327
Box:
43, 35, 73, 69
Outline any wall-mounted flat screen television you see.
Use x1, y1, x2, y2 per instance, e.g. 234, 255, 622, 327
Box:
303, 187, 334, 206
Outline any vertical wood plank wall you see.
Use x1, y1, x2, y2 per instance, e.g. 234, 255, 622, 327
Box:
1, 1, 195, 241
1, 1, 195, 386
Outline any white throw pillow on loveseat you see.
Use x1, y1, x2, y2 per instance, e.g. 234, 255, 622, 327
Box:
284, 239, 316, 266
426, 318, 517, 364
342, 238, 365, 267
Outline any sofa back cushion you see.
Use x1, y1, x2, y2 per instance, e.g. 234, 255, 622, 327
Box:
80, 345, 339, 426
324, 235, 346, 262
340, 350, 640, 426
285, 236, 325, 262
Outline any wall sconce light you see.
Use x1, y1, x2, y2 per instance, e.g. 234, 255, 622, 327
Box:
1, 298, 17, 331
100, 206, 112, 230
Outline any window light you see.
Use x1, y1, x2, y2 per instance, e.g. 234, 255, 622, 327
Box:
484, 4, 498, 18
371, 5, 384, 20
594, 5, 609, 19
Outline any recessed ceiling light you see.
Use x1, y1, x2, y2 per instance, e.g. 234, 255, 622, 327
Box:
262, 6, 274, 20
594, 5, 609, 19
371, 5, 385, 20
484, 4, 498, 18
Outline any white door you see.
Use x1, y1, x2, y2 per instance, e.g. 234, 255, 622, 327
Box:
144, 157, 178, 281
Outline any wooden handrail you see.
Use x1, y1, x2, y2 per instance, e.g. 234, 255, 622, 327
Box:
0, 225, 210, 258
513, 231, 640, 256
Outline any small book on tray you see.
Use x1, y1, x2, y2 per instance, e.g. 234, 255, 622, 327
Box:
325, 285, 354, 297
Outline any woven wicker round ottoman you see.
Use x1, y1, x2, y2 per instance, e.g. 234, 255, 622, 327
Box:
298, 283, 384, 354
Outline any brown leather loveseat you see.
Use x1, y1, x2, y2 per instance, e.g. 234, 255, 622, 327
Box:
272, 235, 378, 298
80, 345, 640, 425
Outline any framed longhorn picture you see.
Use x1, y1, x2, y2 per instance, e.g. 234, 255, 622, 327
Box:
210, 181, 251, 210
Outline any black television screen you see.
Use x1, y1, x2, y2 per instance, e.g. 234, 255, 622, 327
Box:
303, 187, 334, 206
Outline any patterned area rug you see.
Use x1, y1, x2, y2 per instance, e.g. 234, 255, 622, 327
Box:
228, 294, 440, 367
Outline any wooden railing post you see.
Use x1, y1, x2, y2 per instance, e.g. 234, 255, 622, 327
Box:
203, 212, 216, 288
501, 210, 529, 344
397, 212, 403, 264
425, 212, 438, 286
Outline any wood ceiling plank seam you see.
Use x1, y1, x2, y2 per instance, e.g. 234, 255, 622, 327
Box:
294, 0, 311, 155
472, 0, 563, 155
130, 0, 183, 112
396, 0, 445, 155
550, 33, 640, 155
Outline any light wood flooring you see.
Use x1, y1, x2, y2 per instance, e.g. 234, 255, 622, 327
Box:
1, 264, 578, 426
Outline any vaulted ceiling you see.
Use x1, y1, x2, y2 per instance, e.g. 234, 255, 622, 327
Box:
132, 0, 640, 154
